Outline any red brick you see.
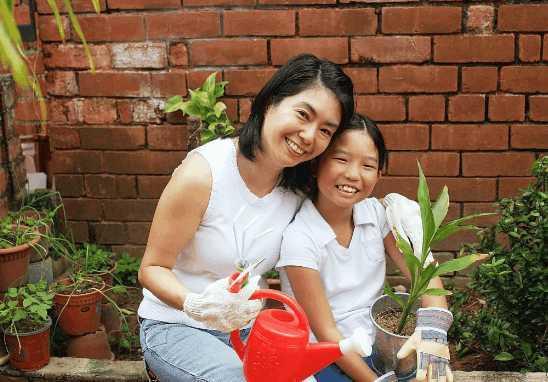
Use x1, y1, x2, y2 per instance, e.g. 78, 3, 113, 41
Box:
14, 2, 31, 24
432, 124, 508, 150
448, 95, 485, 122
132, 100, 162, 124
187, 71, 221, 90
151, 71, 187, 97
519, 35, 541, 62
169, 43, 188, 66
14, 98, 41, 121
356, 95, 405, 122
36, 0, 106, 13
271, 38, 348, 65
434, 35, 515, 63
343, 68, 377, 94
462, 67, 498, 93
382, 6, 461, 34
186, 0, 255, 5
501, 66, 548, 93
111, 42, 167, 69
77, 14, 145, 42
63, 198, 103, 220
102, 199, 158, 221
138, 176, 170, 198
224, 10, 295, 36
111, 245, 145, 258
116, 176, 137, 198
102, 151, 185, 174
148, 125, 189, 150
66, 221, 89, 242
37, 15, 70, 41
146, 11, 220, 39
300, 8, 376, 36
351, 36, 430, 63
126, 222, 151, 245
54, 175, 84, 197
191, 39, 267, 66
544, 35, 548, 61
43, 44, 111, 69
239, 98, 252, 123
499, 4, 548, 32
224, 69, 276, 96
466, 5, 494, 33
222, 98, 238, 122
408, 95, 445, 122
379, 65, 457, 93
82, 99, 117, 124
372, 176, 418, 200
85, 175, 117, 198
79, 127, 146, 150
462, 153, 536, 176
107, 0, 181, 9
91, 222, 128, 245
79, 72, 151, 97
46, 71, 78, 96
49, 126, 80, 149
378, 124, 429, 151
117, 101, 133, 124
432, 230, 478, 252
511, 125, 548, 149
529, 96, 548, 121
462, 203, 499, 228
48, 100, 72, 124
388, 152, 459, 176
488, 95, 525, 122
499, 177, 535, 198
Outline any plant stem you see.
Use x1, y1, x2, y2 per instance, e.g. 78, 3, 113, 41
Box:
397, 293, 417, 334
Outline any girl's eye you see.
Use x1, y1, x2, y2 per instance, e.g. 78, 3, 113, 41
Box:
334, 157, 347, 163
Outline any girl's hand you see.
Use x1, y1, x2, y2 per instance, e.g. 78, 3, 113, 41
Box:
374, 371, 397, 382
183, 276, 261, 332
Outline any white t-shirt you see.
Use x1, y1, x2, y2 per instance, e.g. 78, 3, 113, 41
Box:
138, 138, 301, 328
277, 198, 390, 344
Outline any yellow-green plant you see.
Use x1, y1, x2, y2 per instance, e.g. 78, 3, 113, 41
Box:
0, 0, 99, 122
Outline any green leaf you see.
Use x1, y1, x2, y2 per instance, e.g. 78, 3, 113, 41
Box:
7, 288, 17, 298
433, 254, 486, 278
494, 352, 514, 361
417, 162, 435, 259
431, 186, 449, 229
62, 0, 95, 72
46, 0, 65, 41
202, 72, 217, 94
164, 95, 184, 113
0, 22, 30, 88
91, 0, 101, 13
383, 283, 404, 309
213, 102, 227, 118
395, 230, 419, 285
200, 129, 216, 144
424, 288, 452, 297
13, 308, 27, 322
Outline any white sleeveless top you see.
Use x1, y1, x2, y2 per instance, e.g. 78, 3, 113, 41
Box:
138, 138, 301, 328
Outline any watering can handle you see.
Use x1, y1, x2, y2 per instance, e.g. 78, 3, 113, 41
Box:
230, 288, 310, 360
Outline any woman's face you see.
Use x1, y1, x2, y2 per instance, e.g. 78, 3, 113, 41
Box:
260, 85, 342, 169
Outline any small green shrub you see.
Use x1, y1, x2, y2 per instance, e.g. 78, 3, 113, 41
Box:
450, 156, 547, 372
113, 253, 141, 286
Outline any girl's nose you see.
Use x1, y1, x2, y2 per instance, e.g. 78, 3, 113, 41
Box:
344, 163, 360, 180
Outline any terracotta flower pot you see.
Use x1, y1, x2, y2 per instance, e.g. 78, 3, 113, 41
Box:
4, 316, 51, 371
0, 232, 40, 291
53, 280, 105, 336
66, 324, 114, 360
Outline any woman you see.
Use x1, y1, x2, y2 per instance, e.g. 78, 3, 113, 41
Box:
138, 54, 355, 382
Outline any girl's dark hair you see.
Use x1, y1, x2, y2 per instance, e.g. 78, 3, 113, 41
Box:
237, 53, 354, 193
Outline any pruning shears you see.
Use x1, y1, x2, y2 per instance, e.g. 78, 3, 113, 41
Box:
228, 258, 265, 293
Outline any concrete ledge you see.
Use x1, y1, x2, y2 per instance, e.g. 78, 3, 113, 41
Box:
1, 358, 546, 381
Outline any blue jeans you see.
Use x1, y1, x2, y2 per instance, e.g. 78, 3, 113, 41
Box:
139, 318, 250, 382
315, 350, 416, 382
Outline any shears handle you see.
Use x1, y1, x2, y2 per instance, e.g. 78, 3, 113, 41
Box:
228, 271, 247, 293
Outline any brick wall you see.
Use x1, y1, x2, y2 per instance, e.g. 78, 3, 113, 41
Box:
29, 1, 547, 262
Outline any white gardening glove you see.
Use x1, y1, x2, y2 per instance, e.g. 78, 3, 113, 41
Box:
183, 276, 262, 332
374, 371, 397, 382
383, 193, 433, 264
397, 308, 454, 382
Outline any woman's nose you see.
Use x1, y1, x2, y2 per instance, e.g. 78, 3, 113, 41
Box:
297, 124, 315, 145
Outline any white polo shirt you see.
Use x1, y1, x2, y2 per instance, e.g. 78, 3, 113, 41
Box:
277, 198, 390, 343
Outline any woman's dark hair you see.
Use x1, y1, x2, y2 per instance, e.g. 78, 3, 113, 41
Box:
237, 54, 354, 193
306, 113, 387, 200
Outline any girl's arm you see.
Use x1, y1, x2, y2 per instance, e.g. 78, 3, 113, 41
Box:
285, 266, 379, 382
383, 232, 448, 309
138, 154, 212, 310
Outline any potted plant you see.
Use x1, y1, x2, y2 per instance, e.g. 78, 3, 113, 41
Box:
164, 72, 235, 150
52, 271, 105, 336
0, 280, 53, 371
370, 163, 492, 376
0, 215, 40, 292
68, 243, 117, 286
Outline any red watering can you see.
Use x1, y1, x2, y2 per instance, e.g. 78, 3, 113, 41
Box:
230, 289, 371, 382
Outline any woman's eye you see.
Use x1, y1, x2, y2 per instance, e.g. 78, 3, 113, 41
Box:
320, 128, 332, 137
296, 110, 308, 120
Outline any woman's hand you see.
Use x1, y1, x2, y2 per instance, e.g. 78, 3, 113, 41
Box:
183, 276, 262, 332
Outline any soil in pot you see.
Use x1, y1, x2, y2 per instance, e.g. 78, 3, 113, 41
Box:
374, 308, 417, 337
3, 317, 51, 371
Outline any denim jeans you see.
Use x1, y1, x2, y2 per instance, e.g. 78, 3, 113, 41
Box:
139, 318, 250, 382
315, 349, 416, 382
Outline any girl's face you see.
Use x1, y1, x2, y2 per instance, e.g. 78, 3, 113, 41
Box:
316, 129, 381, 211
260, 85, 342, 169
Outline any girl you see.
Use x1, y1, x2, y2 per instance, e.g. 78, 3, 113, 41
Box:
137, 54, 355, 382
277, 114, 453, 382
